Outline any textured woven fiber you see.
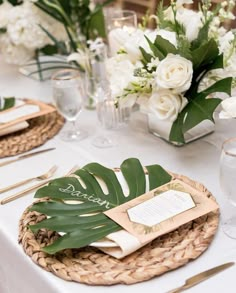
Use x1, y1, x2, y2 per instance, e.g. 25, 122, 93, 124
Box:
18, 173, 219, 285
0, 112, 64, 158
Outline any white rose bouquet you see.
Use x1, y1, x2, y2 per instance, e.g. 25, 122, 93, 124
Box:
110, 0, 235, 145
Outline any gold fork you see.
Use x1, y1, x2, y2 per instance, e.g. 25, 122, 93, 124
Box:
0, 165, 79, 205
0, 165, 58, 194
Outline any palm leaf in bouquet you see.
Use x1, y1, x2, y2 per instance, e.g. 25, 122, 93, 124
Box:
29, 158, 171, 254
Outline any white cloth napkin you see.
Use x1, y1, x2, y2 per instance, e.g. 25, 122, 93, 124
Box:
0, 121, 29, 137
0, 104, 40, 124
94, 230, 148, 259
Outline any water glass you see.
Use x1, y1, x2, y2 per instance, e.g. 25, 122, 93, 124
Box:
92, 94, 130, 148
220, 137, 236, 238
51, 69, 87, 141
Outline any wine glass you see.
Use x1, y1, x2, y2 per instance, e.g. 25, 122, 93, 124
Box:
51, 69, 87, 141
219, 137, 236, 238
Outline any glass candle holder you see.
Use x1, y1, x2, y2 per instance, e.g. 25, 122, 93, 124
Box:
106, 10, 137, 56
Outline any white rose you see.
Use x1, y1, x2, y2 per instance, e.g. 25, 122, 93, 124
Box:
219, 97, 236, 119
148, 90, 188, 122
155, 54, 193, 93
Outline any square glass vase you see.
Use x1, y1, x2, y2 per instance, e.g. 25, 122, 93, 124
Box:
147, 113, 215, 146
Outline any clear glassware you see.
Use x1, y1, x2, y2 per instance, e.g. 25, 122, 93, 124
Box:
85, 40, 108, 109
92, 97, 119, 148
51, 69, 87, 141
106, 10, 137, 31
220, 137, 236, 238
92, 83, 130, 148
106, 10, 137, 56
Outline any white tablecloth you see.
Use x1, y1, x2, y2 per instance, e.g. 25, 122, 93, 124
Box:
1, 61, 236, 293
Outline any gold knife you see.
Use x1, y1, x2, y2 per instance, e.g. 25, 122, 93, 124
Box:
0, 147, 56, 167
166, 262, 235, 293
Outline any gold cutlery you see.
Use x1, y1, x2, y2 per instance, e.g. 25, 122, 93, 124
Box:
0, 165, 79, 205
0, 147, 56, 167
0, 165, 57, 193
166, 262, 234, 293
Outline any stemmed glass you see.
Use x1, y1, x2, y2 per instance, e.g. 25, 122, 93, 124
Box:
51, 69, 87, 141
220, 137, 236, 238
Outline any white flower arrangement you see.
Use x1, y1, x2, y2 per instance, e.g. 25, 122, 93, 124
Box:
107, 0, 236, 144
0, 0, 109, 73
0, 0, 66, 65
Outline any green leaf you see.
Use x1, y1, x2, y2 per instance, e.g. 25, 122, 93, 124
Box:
169, 77, 232, 143
191, 39, 219, 70
0, 97, 15, 111
120, 158, 146, 201
0, 28, 6, 34
88, 7, 106, 39
154, 35, 177, 57
139, 47, 152, 64
182, 96, 221, 133
169, 112, 185, 144
197, 77, 232, 99
29, 158, 172, 254
30, 213, 109, 233
40, 45, 58, 55
43, 223, 121, 254
39, 24, 68, 55
30, 201, 107, 216
144, 36, 165, 60
146, 165, 172, 190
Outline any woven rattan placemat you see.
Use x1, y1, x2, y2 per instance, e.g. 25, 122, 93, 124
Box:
0, 112, 64, 158
19, 173, 219, 285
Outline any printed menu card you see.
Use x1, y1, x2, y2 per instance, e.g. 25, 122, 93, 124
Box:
98, 179, 219, 258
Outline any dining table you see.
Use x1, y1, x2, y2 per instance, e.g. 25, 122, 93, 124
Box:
1, 59, 236, 293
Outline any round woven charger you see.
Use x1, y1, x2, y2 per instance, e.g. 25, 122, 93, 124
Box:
19, 173, 219, 286
0, 112, 64, 158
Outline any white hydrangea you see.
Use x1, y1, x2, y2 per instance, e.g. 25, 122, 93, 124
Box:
0, 34, 34, 65
7, 2, 66, 50
0, 1, 12, 28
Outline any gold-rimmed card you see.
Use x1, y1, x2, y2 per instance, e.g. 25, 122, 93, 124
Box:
104, 179, 219, 244
0, 98, 55, 131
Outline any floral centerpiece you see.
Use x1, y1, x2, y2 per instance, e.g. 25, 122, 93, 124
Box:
0, 0, 110, 69
107, 0, 236, 145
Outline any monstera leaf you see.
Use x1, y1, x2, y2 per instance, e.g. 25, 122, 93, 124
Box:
29, 158, 172, 254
